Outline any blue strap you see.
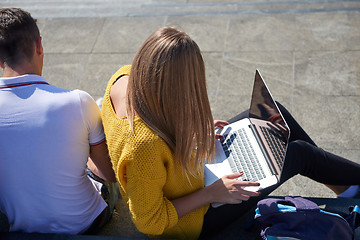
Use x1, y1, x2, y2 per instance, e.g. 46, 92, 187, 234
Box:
352, 205, 360, 214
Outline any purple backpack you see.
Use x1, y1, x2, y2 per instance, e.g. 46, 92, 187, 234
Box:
254, 196, 360, 240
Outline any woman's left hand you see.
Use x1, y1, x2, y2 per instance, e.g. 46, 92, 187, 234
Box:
214, 120, 229, 139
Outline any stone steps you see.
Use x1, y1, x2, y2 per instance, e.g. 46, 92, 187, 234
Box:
1, 0, 360, 18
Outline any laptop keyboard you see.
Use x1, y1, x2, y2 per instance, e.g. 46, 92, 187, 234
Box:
259, 126, 286, 168
220, 128, 266, 182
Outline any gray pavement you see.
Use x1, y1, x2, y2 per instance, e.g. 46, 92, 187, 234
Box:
0, 0, 359, 239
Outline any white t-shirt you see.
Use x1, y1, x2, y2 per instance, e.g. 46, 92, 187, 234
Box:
0, 74, 107, 234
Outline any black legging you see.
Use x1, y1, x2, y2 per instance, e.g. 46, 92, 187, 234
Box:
200, 103, 360, 238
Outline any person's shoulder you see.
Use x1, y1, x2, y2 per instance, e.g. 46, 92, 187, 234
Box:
44, 84, 80, 99
47, 88, 98, 112
73, 89, 93, 101
134, 119, 159, 140
132, 119, 170, 153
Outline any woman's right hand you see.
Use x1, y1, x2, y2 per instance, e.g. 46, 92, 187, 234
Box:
206, 172, 261, 204
171, 172, 260, 218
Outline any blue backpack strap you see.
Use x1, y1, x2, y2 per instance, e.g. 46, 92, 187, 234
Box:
345, 205, 360, 230
352, 205, 360, 214
284, 196, 320, 212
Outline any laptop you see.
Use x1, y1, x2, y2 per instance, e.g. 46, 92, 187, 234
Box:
204, 70, 290, 207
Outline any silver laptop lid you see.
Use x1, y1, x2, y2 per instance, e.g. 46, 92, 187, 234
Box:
248, 69, 290, 174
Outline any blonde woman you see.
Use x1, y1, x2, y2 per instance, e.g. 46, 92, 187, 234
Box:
102, 27, 360, 239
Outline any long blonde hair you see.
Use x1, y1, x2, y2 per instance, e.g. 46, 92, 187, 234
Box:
127, 26, 215, 174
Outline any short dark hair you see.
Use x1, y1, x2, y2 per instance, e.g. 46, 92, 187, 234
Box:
0, 8, 40, 67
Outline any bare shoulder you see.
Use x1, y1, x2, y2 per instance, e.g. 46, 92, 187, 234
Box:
110, 75, 129, 118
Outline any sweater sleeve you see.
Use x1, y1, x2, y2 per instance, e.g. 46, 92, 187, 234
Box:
125, 134, 178, 235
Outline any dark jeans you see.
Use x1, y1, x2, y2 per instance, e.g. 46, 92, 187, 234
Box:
200, 102, 360, 238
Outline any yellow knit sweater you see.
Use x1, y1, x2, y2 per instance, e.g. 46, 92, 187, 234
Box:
101, 65, 209, 239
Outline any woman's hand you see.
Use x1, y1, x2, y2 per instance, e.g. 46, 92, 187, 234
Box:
214, 120, 229, 139
171, 172, 260, 218
205, 172, 260, 204
214, 120, 229, 128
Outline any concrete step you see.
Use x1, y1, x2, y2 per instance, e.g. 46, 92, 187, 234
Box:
1, 197, 359, 239
0, 0, 360, 18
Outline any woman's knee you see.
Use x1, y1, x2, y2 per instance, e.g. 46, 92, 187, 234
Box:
286, 140, 319, 173
287, 140, 314, 156
281, 140, 312, 182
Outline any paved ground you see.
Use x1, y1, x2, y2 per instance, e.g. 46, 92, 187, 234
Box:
1, 0, 359, 239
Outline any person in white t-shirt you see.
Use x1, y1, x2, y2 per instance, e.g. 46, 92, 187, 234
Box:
0, 8, 117, 234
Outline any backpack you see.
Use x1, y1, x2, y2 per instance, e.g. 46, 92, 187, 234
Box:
254, 196, 360, 240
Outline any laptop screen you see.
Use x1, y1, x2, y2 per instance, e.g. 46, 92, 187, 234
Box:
248, 70, 290, 173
